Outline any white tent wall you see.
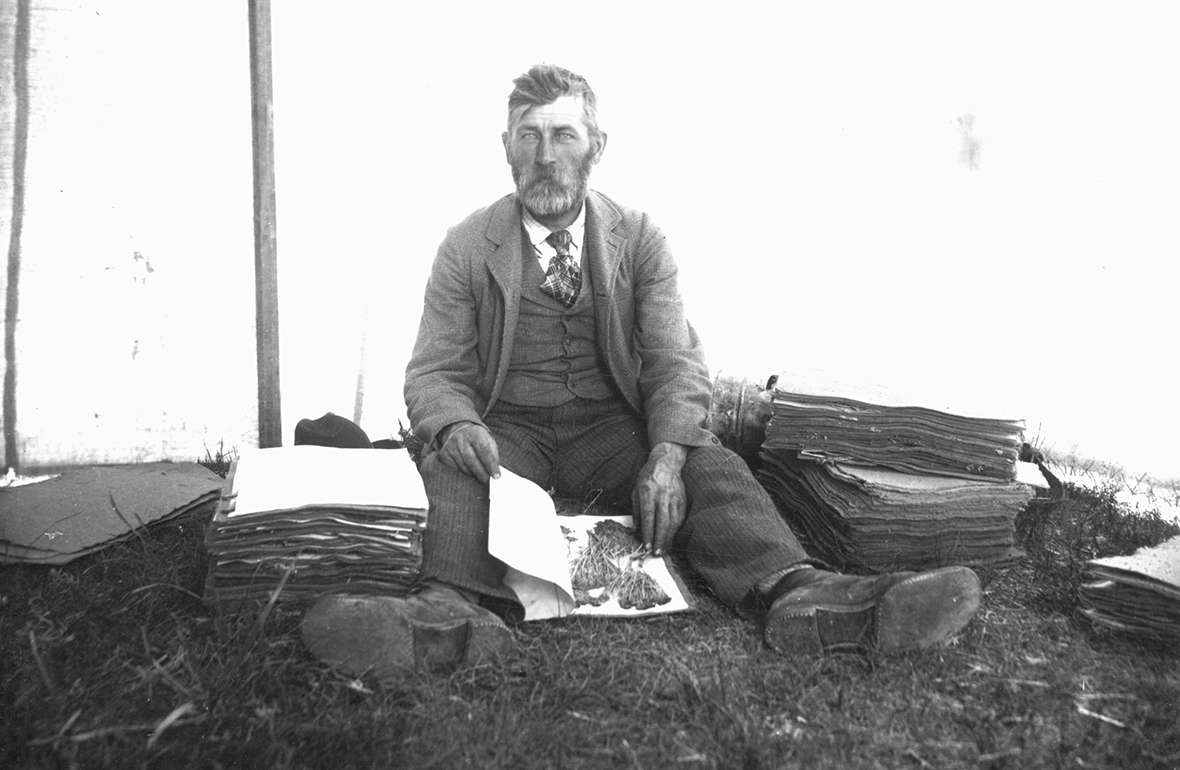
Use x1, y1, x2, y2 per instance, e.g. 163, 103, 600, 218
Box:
272, 2, 1178, 479
2, 1, 258, 468
5, 3, 1176, 479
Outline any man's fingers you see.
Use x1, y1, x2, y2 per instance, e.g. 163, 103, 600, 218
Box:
655, 492, 686, 555
652, 496, 670, 556
456, 441, 489, 483
439, 442, 465, 474
635, 485, 655, 552
473, 432, 501, 480
652, 493, 683, 555
439, 424, 500, 483
477, 451, 500, 481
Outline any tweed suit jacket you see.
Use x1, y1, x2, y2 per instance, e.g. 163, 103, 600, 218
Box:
404, 190, 717, 452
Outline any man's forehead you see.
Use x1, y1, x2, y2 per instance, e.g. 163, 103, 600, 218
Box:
511, 95, 588, 128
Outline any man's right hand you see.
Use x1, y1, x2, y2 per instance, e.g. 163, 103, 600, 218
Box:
437, 422, 501, 483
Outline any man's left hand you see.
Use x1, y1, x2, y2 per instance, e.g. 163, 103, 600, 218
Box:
633, 442, 689, 556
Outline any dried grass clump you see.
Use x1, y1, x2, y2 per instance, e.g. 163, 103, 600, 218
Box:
570, 544, 620, 591
590, 519, 639, 559
570, 519, 644, 591
608, 566, 671, 611
568, 520, 671, 610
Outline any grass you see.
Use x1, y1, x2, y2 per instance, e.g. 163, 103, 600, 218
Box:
2, 475, 1179, 768
1032, 443, 1180, 517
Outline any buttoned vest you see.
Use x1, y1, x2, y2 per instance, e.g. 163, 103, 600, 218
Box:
497, 228, 619, 406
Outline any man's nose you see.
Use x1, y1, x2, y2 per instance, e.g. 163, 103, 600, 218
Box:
535, 136, 556, 165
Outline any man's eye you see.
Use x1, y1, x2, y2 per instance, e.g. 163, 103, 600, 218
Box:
558, 132, 577, 140
520, 131, 539, 140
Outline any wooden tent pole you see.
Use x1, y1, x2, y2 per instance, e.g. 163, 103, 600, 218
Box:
248, 0, 281, 447
3, 0, 31, 471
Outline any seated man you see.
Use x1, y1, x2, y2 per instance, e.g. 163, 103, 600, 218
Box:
302, 64, 981, 675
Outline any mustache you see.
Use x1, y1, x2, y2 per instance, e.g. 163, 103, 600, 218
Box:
519, 165, 572, 186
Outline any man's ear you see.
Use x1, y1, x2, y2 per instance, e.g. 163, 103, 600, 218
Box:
501, 131, 511, 163
592, 131, 608, 164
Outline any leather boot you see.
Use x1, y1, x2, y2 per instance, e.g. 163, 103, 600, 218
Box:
301, 583, 517, 681
763, 566, 981, 655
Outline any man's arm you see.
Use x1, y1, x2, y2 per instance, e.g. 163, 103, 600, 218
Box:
626, 214, 717, 554
630, 216, 715, 449
404, 234, 499, 481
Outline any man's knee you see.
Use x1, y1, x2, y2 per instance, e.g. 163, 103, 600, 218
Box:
680, 443, 772, 508
684, 443, 752, 477
418, 452, 490, 507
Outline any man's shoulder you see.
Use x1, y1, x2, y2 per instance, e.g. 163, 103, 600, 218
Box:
586, 190, 653, 231
445, 194, 518, 242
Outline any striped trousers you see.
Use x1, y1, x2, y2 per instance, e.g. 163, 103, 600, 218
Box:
417, 396, 808, 608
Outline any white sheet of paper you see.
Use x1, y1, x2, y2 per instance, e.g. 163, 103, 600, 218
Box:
487, 468, 576, 620
228, 446, 428, 517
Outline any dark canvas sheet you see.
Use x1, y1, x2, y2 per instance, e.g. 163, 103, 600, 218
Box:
0, 463, 223, 564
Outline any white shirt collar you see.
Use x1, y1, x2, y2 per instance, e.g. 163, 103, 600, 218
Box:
522, 203, 585, 258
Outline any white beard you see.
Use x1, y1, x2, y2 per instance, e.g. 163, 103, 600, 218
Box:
512, 151, 593, 219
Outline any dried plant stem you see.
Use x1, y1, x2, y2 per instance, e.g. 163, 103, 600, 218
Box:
254, 561, 295, 637
28, 629, 56, 696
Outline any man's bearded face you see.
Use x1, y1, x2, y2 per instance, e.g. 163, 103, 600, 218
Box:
503, 95, 602, 220
511, 147, 596, 219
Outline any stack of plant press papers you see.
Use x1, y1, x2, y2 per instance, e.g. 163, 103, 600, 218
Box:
757, 453, 1036, 572
763, 376, 1025, 482
205, 446, 427, 608
757, 373, 1035, 572
1080, 535, 1180, 640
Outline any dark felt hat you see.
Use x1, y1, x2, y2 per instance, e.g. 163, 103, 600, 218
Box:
294, 413, 373, 449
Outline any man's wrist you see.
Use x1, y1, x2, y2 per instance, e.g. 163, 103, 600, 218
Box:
649, 441, 689, 470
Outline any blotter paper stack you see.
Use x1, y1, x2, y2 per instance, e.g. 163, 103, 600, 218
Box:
757, 373, 1034, 572
205, 446, 427, 609
1079, 535, 1180, 641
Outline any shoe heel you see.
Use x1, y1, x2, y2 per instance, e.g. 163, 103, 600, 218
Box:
463, 619, 517, 664
765, 610, 824, 655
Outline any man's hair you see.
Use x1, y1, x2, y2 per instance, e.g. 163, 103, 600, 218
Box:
507, 64, 601, 139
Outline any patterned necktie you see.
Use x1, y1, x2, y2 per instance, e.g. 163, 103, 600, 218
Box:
539, 229, 581, 308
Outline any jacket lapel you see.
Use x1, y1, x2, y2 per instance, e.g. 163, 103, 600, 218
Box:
488, 191, 623, 305
483, 196, 523, 407
585, 191, 625, 331
484, 195, 523, 296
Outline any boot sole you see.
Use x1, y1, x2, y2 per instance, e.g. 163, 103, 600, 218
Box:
875, 566, 980, 653
764, 566, 981, 655
301, 595, 516, 681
